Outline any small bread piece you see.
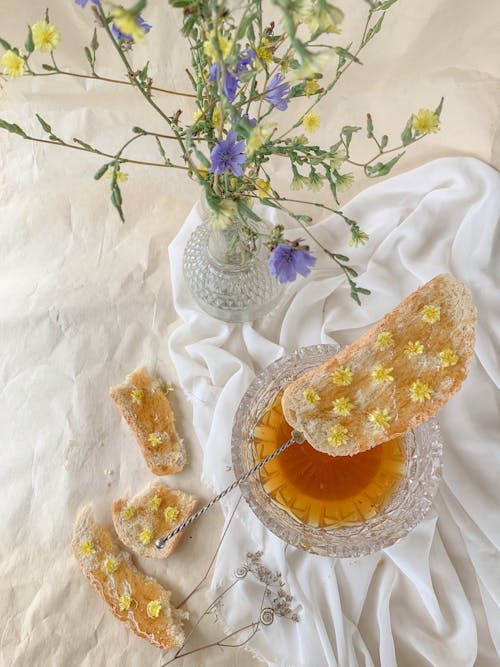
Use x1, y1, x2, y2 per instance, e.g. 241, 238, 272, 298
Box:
112, 482, 197, 559
109, 367, 186, 475
72, 506, 186, 650
282, 274, 476, 456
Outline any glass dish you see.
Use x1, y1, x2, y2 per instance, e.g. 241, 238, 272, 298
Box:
231, 344, 443, 558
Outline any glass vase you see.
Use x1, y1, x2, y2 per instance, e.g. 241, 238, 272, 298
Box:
183, 198, 285, 323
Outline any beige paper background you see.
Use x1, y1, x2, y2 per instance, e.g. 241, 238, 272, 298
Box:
0, 1, 499, 666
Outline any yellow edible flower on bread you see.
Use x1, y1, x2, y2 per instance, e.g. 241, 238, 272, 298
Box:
102, 557, 119, 574
327, 424, 348, 448
439, 349, 459, 368
371, 365, 394, 384
303, 388, 320, 404
147, 599, 162, 618
332, 396, 353, 416
331, 366, 352, 386
119, 594, 132, 612
79, 540, 96, 557
404, 341, 424, 357
421, 304, 440, 324
121, 505, 135, 519
148, 432, 163, 447
130, 388, 144, 405
410, 380, 433, 403
149, 495, 162, 511
375, 331, 394, 350
164, 506, 180, 523
139, 528, 153, 545
368, 408, 391, 431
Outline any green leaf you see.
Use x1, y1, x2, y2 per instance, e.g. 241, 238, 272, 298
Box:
344, 266, 358, 277
181, 15, 197, 37
379, 0, 399, 9
0, 37, 13, 51
169, 0, 194, 7
42, 64, 57, 71
350, 289, 361, 305
334, 47, 361, 64
84, 46, 93, 66
341, 125, 361, 150
356, 287, 371, 295
334, 253, 350, 261
111, 184, 125, 222
236, 198, 261, 222
366, 152, 404, 177
363, 13, 384, 45
401, 118, 412, 146
0, 118, 27, 138
129, 0, 147, 17
296, 214, 313, 223
434, 96, 444, 118
94, 163, 110, 180
73, 138, 96, 151
25, 26, 34, 54
138, 61, 149, 83
155, 137, 172, 166
36, 114, 52, 134
380, 134, 388, 149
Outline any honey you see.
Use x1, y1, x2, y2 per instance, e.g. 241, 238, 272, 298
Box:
253, 391, 406, 528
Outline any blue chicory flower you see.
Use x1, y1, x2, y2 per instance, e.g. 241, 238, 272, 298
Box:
208, 64, 239, 102
241, 113, 258, 127
112, 15, 152, 41
264, 73, 290, 111
75, 0, 100, 6
268, 244, 316, 283
209, 130, 247, 177
235, 50, 256, 74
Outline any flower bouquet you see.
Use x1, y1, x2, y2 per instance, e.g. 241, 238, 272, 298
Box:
0, 0, 442, 320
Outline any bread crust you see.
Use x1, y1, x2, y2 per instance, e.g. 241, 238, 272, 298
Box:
109, 367, 186, 475
282, 274, 476, 456
72, 506, 186, 650
112, 482, 197, 560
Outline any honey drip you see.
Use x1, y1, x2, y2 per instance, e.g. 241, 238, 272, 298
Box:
254, 391, 406, 528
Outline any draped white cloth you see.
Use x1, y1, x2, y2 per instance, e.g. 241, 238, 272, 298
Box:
168, 157, 500, 667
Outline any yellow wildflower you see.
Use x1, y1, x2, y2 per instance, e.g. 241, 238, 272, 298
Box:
375, 332, 394, 350
106, 169, 128, 183
79, 540, 96, 557
0, 50, 25, 78
293, 51, 331, 80
139, 528, 153, 545
331, 366, 353, 386
255, 179, 270, 199
421, 304, 441, 324
164, 506, 180, 523
303, 1, 344, 34
348, 228, 369, 247
439, 349, 459, 368
149, 495, 162, 511
119, 594, 132, 612
32, 21, 60, 53
332, 396, 353, 416
404, 341, 424, 357
303, 388, 321, 404
412, 109, 440, 135
212, 105, 222, 128
102, 557, 119, 574
304, 79, 320, 96
303, 111, 321, 133
121, 505, 135, 519
209, 198, 237, 230
256, 37, 273, 64
371, 365, 394, 384
111, 9, 147, 42
245, 124, 273, 155
409, 380, 433, 403
203, 31, 232, 61
130, 388, 144, 405
148, 432, 163, 448
368, 408, 391, 431
146, 599, 162, 618
328, 424, 348, 448
336, 172, 355, 193
193, 109, 203, 123
307, 172, 325, 192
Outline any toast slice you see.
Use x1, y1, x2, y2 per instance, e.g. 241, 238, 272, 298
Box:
282, 274, 476, 456
109, 367, 186, 475
112, 482, 197, 560
72, 506, 186, 650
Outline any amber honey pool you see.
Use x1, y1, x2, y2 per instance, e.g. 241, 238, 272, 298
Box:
253, 390, 406, 529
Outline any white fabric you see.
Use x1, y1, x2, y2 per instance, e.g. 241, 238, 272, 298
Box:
168, 157, 500, 667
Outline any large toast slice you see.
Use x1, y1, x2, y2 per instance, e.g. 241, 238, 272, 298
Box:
72, 506, 186, 650
282, 274, 476, 456
112, 482, 197, 560
109, 367, 186, 475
